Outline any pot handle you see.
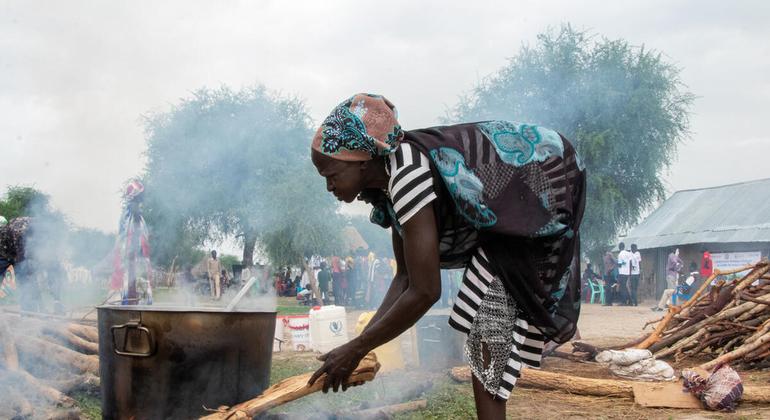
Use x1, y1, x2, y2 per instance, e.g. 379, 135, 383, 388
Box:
111, 320, 156, 357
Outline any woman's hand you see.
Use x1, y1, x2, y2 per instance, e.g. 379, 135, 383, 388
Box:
307, 341, 368, 393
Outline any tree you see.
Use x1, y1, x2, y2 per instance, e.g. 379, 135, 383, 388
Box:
348, 215, 392, 257
68, 228, 116, 268
447, 25, 694, 258
142, 85, 332, 268
0, 186, 53, 220
259, 162, 343, 305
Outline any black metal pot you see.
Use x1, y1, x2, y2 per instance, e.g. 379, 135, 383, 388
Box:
97, 305, 276, 419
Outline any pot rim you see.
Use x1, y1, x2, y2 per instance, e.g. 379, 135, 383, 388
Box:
97, 304, 277, 315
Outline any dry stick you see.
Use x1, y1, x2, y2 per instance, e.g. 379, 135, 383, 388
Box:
638, 270, 724, 350
719, 336, 743, 356
700, 319, 770, 371
648, 292, 770, 354
718, 262, 766, 276
655, 328, 707, 359
732, 261, 770, 296
200, 353, 381, 420
352, 400, 428, 418
636, 307, 681, 349
738, 292, 770, 306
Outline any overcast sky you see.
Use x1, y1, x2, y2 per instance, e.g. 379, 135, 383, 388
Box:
2, 0, 769, 233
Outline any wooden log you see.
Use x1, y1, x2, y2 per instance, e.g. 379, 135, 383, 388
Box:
15, 334, 99, 376
656, 328, 707, 359
4, 368, 77, 407
0, 320, 20, 370
43, 326, 99, 354
352, 400, 427, 419
44, 374, 101, 395
66, 323, 99, 343
700, 320, 770, 371
450, 366, 634, 397
449, 366, 770, 405
732, 263, 770, 296
636, 307, 681, 349
648, 293, 770, 353
716, 261, 766, 276
201, 353, 381, 419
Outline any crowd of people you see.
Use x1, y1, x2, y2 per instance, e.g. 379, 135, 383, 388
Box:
582, 243, 716, 310
261, 252, 464, 310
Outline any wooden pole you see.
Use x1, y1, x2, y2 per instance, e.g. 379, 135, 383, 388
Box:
201, 353, 381, 419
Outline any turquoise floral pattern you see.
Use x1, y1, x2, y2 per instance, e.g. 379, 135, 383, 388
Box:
478, 121, 564, 166
430, 147, 497, 228
319, 101, 378, 157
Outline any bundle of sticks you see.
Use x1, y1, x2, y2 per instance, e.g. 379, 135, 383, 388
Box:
629, 260, 770, 370
0, 311, 100, 419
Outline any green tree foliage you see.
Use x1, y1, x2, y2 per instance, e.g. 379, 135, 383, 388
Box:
259, 162, 343, 268
447, 25, 694, 257
142, 85, 341, 269
0, 186, 53, 220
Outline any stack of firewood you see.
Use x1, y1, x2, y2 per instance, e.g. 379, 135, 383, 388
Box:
0, 311, 100, 419
633, 260, 770, 370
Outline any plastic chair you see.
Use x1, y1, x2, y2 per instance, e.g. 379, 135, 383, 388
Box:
588, 278, 605, 305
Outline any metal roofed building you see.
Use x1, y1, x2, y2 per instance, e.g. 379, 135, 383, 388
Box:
621, 177, 770, 300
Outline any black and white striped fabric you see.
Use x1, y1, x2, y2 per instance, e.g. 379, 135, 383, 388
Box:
448, 248, 545, 400
387, 143, 438, 226
386, 143, 543, 400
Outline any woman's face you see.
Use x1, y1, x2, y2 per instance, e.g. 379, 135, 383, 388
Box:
312, 150, 365, 203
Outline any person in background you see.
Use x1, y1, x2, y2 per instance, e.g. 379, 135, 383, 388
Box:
582, 262, 599, 303
629, 244, 642, 306
207, 250, 222, 300
616, 242, 632, 305
700, 249, 714, 280
221, 269, 230, 291
317, 262, 332, 304
653, 248, 683, 311
602, 250, 617, 306
331, 256, 344, 305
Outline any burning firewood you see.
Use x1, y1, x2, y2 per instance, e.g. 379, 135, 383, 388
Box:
42, 325, 99, 354
16, 334, 99, 376
201, 353, 381, 419
0, 313, 96, 419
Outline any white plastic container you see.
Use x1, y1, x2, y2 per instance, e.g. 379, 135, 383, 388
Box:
309, 305, 349, 353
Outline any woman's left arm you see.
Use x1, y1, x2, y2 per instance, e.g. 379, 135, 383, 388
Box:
308, 205, 441, 392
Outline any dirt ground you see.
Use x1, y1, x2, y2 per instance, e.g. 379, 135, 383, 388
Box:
332, 300, 770, 419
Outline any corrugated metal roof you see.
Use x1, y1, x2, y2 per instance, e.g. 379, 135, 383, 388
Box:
622, 178, 770, 250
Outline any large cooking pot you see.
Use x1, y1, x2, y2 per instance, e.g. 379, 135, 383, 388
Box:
98, 305, 276, 419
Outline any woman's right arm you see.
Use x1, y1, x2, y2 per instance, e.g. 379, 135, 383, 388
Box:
362, 229, 409, 331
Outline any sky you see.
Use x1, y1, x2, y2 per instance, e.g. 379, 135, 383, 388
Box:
1, 0, 769, 233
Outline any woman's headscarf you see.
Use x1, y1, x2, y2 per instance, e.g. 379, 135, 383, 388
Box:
311, 93, 402, 161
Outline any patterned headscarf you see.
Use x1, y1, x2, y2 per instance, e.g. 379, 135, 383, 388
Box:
311, 93, 403, 161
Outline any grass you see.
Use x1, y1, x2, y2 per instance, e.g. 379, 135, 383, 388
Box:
72, 392, 101, 420
276, 296, 313, 315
